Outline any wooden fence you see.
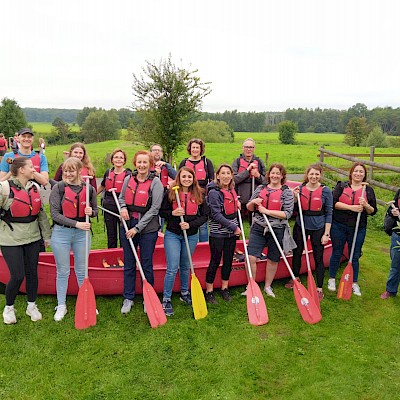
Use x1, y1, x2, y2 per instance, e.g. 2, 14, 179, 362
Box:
318, 146, 400, 207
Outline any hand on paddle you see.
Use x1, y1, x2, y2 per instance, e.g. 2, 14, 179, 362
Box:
76, 221, 91, 231
120, 208, 130, 220
126, 227, 138, 239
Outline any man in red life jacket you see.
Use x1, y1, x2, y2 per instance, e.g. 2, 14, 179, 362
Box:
0, 128, 49, 187
150, 144, 177, 188
232, 138, 266, 219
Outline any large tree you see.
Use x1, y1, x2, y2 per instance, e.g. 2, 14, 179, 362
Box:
344, 117, 370, 147
132, 55, 211, 162
81, 110, 121, 143
0, 98, 27, 136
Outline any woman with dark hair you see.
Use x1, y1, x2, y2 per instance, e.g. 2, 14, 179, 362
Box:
287, 164, 333, 300
328, 163, 377, 296
205, 164, 241, 304
118, 150, 164, 314
246, 163, 294, 298
179, 138, 214, 242
97, 149, 132, 248
1, 157, 51, 324
159, 166, 208, 316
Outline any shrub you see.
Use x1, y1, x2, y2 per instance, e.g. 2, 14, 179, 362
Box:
278, 120, 298, 144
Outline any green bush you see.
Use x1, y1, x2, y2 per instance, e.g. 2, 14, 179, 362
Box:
187, 120, 234, 143
278, 120, 298, 144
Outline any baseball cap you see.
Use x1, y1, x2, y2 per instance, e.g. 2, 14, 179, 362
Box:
18, 128, 34, 136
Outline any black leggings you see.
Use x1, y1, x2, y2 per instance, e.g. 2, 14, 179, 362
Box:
292, 223, 325, 288
206, 236, 237, 284
1, 240, 41, 305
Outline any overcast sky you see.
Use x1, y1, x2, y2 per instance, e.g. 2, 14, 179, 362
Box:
1, 0, 399, 112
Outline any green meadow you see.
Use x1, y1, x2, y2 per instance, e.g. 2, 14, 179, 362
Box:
1, 126, 400, 399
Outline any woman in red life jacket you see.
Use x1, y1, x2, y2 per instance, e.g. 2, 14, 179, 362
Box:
50, 157, 98, 322
52, 143, 97, 189
246, 163, 294, 298
286, 164, 333, 300
179, 138, 214, 242
0, 133, 8, 160
159, 166, 208, 316
204, 164, 241, 304
1, 157, 51, 325
118, 150, 164, 314
97, 149, 132, 248
328, 163, 377, 296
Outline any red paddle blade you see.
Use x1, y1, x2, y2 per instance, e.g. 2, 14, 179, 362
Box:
75, 278, 97, 330
337, 262, 354, 300
293, 280, 322, 325
246, 278, 269, 326
307, 270, 320, 311
143, 280, 167, 328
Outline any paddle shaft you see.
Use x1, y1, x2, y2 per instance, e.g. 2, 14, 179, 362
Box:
98, 205, 121, 219
82, 176, 92, 280
110, 189, 146, 281
297, 192, 312, 273
172, 187, 195, 274
237, 209, 254, 279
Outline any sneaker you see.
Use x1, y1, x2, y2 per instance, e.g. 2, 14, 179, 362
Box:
26, 303, 42, 322
179, 292, 192, 305
205, 291, 218, 304
328, 278, 336, 292
284, 278, 300, 289
264, 286, 276, 298
143, 301, 146, 314
162, 300, 174, 316
121, 299, 133, 314
54, 305, 67, 322
3, 305, 17, 325
241, 286, 248, 296
317, 290, 324, 301
381, 291, 396, 299
220, 288, 232, 302
352, 283, 361, 296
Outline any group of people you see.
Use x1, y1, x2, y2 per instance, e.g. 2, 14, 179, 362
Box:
0, 130, 399, 325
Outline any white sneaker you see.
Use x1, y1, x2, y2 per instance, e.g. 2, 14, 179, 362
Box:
121, 299, 133, 314
26, 303, 42, 322
328, 278, 336, 292
54, 305, 67, 321
352, 283, 362, 296
241, 286, 248, 296
143, 301, 147, 314
3, 305, 17, 325
264, 286, 276, 298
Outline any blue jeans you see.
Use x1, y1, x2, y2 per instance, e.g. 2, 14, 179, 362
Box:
120, 219, 158, 300
198, 221, 209, 243
329, 220, 366, 282
386, 232, 400, 294
51, 225, 90, 306
163, 230, 197, 301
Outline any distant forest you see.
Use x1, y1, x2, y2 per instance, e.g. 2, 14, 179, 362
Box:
23, 103, 400, 135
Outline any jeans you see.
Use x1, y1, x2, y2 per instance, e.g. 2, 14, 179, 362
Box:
386, 232, 400, 294
198, 221, 209, 243
328, 220, 366, 282
51, 225, 90, 306
120, 218, 158, 300
163, 230, 198, 301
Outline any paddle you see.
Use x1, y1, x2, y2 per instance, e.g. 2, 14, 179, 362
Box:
172, 186, 207, 320
297, 192, 320, 310
75, 176, 97, 330
337, 184, 367, 300
98, 205, 122, 219
110, 189, 167, 328
262, 214, 322, 324
237, 210, 269, 326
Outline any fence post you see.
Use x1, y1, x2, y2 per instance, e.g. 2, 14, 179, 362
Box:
265, 152, 269, 167
369, 146, 375, 180
319, 146, 325, 163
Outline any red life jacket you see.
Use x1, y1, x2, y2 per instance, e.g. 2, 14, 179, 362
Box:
14, 152, 41, 172
300, 185, 324, 216
6, 181, 41, 223
184, 158, 207, 181
160, 166, 169, 187
259, 186, 284, 211
124, 175, 153, 214
338, 185, 364, 205
238, 158, 259, 176
61, 184, 88, 221
81, 166, 89, 177
105, 169, 127, 194
220, 188, 238, 219
0, 138, 7, 150
172, 191, 198, 215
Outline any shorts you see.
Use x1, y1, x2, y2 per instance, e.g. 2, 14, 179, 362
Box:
247, 223, 284, 263
0, 150, 5, 156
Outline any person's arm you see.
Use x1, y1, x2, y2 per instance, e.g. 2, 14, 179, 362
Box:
232, 157, 251, 185
362, 186, 377, 216
206, 158, 214, 183
90, 186, 98, 217
33, 170, 49, 186
166, 163, 177, 179
0, 171, 11, 182
256, 158, 267, 185
208, 190, 237, 232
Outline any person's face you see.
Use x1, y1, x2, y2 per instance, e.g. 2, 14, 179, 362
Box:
180, 170, 194, 188
135, 154, 150, 174
19, 133, 34, 149
217, 167, 233, 188
21, 160, 35, 179
307, 168, 321, 184
242, 141, 255, 158
151, 146, 163, 161
70, 147, 85, 161
112, 152, 126, 167
63, 167, 81, 185
269, 167, 282, 185
351, 166, 365, 183
190, 143, 201, 158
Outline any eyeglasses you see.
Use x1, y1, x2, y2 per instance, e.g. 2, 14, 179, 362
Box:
243, 146, 254, 149
151, 148, 162, 152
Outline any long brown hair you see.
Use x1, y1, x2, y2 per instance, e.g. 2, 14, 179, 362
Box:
68, 142, 95, 177
214, 164, 235, 190
168, 166, 203, 204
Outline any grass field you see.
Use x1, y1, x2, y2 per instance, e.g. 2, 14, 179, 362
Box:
1, 126, 400, 399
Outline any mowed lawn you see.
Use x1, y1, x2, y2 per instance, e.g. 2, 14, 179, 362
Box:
1, 129, 400, 399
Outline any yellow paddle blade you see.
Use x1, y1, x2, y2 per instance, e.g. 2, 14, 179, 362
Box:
191, 274, 208, 320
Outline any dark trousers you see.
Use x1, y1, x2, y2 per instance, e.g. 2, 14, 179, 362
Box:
292, 223, 325, 288
206, 236, 237, 284
1, 240, 41, 305
104, 210, 121, 248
